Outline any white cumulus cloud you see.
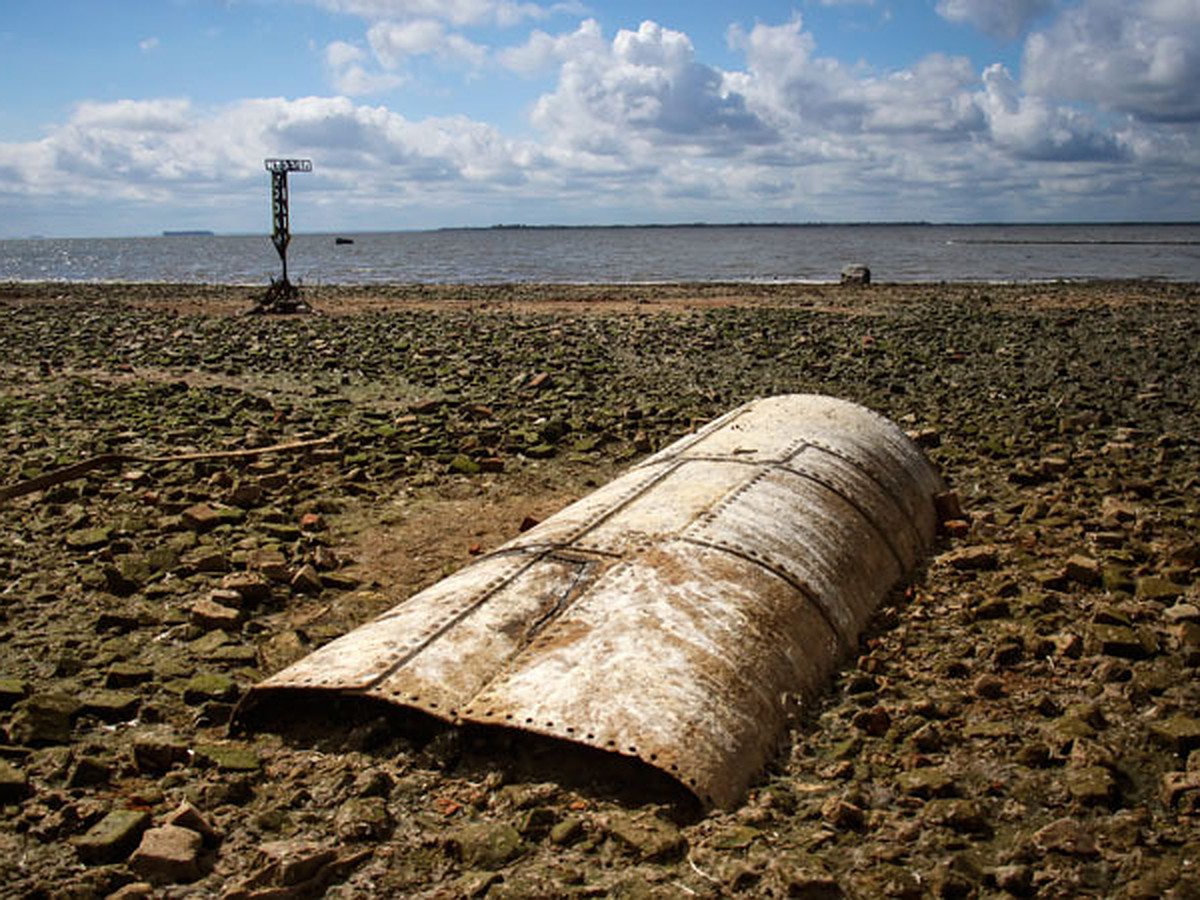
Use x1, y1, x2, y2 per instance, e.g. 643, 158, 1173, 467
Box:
1022, 0, 1200, 122
858, 54, 985, 136
324, 40, 405, 94
0, 95, 545, 203
70, 98, 193, 132
368, 19, 487, 69
979, 63, 1125, 161
497, 17, 605, 75
936, 0, 1054, 40
726, 18, 860, 133
530, 20, 774, 159
4, 9, 1200, 231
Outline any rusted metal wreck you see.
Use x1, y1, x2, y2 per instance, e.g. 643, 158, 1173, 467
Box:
238, 394, 945, 808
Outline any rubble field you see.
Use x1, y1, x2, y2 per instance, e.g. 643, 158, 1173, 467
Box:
0, 280, 1198, 898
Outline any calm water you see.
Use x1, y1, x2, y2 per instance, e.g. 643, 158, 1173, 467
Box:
2, 224, 1198, 284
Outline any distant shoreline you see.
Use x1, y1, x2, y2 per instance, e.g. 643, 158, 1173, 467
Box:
5, 220, 1199, 242
473, 220, 1200, 231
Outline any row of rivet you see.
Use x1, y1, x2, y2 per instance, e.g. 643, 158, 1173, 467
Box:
689, 466, 772, 532
800, 437, 925, 523
550, 464, 680, 548
458, 705, 706, 795
357, 554, 543, 691
679, 535, 849, 645
777, 449, 912, 574
629, 404, 755, 470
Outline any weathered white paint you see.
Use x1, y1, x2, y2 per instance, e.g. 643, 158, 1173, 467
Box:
240, 395, 944, 808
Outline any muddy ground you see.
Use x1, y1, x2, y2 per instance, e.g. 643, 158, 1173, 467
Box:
0, 280, 1198, 899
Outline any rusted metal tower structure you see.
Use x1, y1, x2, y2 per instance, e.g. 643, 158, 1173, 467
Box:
256, 158, 313, 313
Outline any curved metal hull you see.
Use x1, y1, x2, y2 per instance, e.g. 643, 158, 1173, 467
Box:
239, 394, 944, 807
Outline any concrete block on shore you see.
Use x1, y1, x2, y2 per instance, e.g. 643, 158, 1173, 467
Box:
841, 262, 871, 284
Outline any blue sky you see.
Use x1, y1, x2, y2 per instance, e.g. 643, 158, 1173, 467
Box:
1, 0, 1197, 236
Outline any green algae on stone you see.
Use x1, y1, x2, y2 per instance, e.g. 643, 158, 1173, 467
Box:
448, 454, 481, 475
181, 673, 239, 705
73, 808, 152, 865
707, 824, 762, 850
1065, 766, 1117, 806
105, 662, 153, 688
193, 742, 262, 772
334, 796, 392, 842
1149, 715, 1200, 755
548, 816, 585, 846
8, 693, 81, 745
65, 526, 113, 551
450, 822, 527, 870
0, 677, 28, 709
602, 812, 687, 863
80, 690, 141, 723
0, 759, 30, 803
1137, 576, 1184, 602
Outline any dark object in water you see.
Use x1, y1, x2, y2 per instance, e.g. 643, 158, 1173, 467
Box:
335, 237, 355, 245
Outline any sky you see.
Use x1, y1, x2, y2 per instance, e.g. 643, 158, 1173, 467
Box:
1, 0, 1198, 237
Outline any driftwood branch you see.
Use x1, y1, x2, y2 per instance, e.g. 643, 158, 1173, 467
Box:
0, 435, 339, 504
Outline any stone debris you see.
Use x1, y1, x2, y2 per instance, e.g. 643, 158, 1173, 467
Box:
334, 796, 392, 842
165, 800, 221, 846
223, 840, 371, 899
1031, 817, 1100, 858
132, 733, 190, 773
600, 812, 686, 862
190, 595, 244, 630
840, 263, 871, 285
448, 821, 527, 870
129, 823, 205, 883
939, 543, 1000, 571
107, 883, 156, 900
9, 692, 79, 745
0, 677, 27, 708
1150, 715, 1200, 755
72, 809, 152, 865
0, 759, 30, 802
0, 281, 1198, 897
1064, 553, 1102, 585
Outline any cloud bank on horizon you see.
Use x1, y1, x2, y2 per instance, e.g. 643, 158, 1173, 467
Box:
1, 0, 1198, 236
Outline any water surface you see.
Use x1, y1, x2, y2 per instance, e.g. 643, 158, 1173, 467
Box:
2, 224, 1197, 284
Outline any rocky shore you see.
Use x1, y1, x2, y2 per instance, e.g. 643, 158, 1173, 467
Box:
1, 280, 1198, 898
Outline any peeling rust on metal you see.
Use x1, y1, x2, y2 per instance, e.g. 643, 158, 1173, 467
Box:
237, 394, 945, 808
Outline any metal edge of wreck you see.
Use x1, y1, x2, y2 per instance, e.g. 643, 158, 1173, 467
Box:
233, 394, 947, 809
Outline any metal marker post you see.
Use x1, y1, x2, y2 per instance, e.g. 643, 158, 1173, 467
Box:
259, 158, 313, 313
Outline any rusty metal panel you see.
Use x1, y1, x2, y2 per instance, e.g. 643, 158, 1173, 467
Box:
461, 541, 842, 807
240, 394, 944, 808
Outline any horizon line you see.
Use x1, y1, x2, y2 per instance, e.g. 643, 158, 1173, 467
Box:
7, 220, 1200, 241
